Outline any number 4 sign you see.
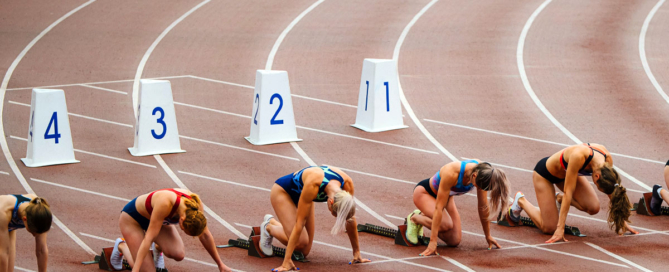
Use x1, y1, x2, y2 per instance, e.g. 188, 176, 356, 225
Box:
128, 79, 185, 156
21, 89, 79, 167
245, 70, 301, 145
352, 59, 407, 132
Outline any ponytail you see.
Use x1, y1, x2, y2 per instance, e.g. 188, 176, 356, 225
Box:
331, 191, 355, 235
182, 193, 207, 236
474, 163, 510, 220
25, 197, 52, 234
599, 166, 631, 234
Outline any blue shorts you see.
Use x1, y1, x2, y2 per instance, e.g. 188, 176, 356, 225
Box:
122, 198, 150, 231
275, 173, 301, 206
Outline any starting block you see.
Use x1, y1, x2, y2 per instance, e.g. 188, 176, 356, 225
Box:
634, 192, 669, 216
495, 211, 586, 237
356, 222, 430, 247
82, 247, 167, 272
217, 227, 308, 262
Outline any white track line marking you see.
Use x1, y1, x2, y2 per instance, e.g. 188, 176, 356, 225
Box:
517, 0, 651, 191
234, 222, 252, 229
235, 223, 451, 272
6, 75, 189, 91
9, 100, 134, 128
640, 0, 669, 105
0, 0, 97, 256
499, 242, 572, 251
187, 75, 254, 89
291, 94, 357, 108
427, 119, 665, 165
441, 256, 476, 272
174, 101, 251, 118
566, 213, 668, 235
10, 136, 156, 168
179, 135, 300, 161
31, 178, 131, 202
394, 0, 457, 163
78, 84, 127, 95
0, 171, 9, 175
178, 171, 272, 192
331, 166, 415, 185
13, 267, 35, 272
363, 255, 438, 265
584, 242, 651, 272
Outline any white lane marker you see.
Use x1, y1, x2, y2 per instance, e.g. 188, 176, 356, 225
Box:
31, 178, 131, 202
174, 101, 251, 119
566, 213, 668, 235
0, 171, 9, 175
517, 0, 651, 191
180, 135, 300, 161
79, 84, 127, 95
13, 267, 35, 272
428, 119, 666, 165
0, 0, 98, 256
9, 100, 134, 128
640, 0, 669, 105
499, 242, 572, 251
394, 0, 457, 163
331, 166, 415, 185
79, 232, 115, 243
363, 255, 438, 265
6, 75, 190, 91
235, 223, 452, 272
10, 136, 156, 168
188, 75, 254, 89
234, 222, 252, 229
178, 171, 272, 192
584, 242, 652, 272
441, 256, 476, 272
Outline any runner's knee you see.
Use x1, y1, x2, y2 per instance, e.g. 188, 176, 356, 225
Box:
163, 249, 185, 262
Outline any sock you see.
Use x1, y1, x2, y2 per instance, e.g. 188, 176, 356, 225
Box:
657, 187, 664, 200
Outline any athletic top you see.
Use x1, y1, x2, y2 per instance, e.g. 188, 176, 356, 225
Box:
145, 189, 192, 225
560, 143, 607, 176
431, 160, 478, 196
291, 166, 345, 202
8, 194, 31, 232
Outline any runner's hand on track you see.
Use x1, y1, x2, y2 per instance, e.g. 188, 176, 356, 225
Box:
545, 228, 567, 243
419, 241, 439, 256
272, 260, 298, 272
624, 223, 638, 235
219, 264, 232, 272
486, 235, 501, 249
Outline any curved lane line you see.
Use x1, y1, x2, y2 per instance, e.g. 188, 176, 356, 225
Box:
0, 0, 97, 255
516, 0, 651, 191
640, 0, 668, 104
131, 0, 246, 238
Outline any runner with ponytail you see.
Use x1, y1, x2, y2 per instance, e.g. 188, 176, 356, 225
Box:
0, 194, 51, 272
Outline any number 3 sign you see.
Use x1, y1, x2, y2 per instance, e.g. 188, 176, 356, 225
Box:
128, 79, 185, 156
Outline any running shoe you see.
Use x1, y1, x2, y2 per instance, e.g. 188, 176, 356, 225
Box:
260, 214, 275, 256
405, 210, 422, 245
152, 243, 165, 269
650, 184, 664, 215
110, 238, 125, 271
508, 191, 524, 223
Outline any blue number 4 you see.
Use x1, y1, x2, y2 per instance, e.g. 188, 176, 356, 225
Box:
44, 112, 61, 144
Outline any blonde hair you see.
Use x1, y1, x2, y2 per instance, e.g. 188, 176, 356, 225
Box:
25, 197, 52, 234
182, 193, 207, 236
473, 163, 510, 221
331, 191, 355, 235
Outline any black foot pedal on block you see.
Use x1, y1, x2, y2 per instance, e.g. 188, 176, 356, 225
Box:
495, 211, 586, 237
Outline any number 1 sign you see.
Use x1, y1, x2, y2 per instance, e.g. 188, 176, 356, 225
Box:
21, 89, 79, 167
245, 70, 301, 145
128, 79, 185, 156
352, 59, 407, 132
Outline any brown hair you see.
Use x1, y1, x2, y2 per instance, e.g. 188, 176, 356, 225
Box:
599, 166, 631, 234
473, 163, 510, 220
182, 193, 206, 236
25, 197, 52, 234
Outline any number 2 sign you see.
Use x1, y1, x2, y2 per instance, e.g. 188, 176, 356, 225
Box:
246, 70, 301, 145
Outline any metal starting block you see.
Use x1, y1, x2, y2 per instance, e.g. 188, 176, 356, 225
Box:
495, 211, 586, 237
217, 227, 308, 262
81, 248, 168, 272
634, 192, 669, 216
357, 222, 430, 247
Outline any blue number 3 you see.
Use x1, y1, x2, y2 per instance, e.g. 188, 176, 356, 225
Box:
151, 107, 166, 139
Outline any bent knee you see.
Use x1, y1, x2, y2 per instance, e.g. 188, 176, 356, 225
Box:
586, 205, 600, 215
540, 225, 557, 234
164, 250, 185, 262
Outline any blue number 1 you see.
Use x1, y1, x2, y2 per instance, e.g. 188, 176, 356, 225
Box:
384, 81, 389, 112
151, 107, 166, 139
44, 112, 61, 143
365, 81, 369, 111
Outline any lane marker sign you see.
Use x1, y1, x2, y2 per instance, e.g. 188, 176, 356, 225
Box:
245, 70, 301, 145
352, 59, 407, 132
21, 89, 79, 167
128, 79, 185, 156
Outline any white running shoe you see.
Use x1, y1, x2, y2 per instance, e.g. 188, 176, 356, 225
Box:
152, 243, 165, 269
110, 238, 125, 271
260, 214, 274, 256
509, 191, 524, 223
555, 192, 562, 215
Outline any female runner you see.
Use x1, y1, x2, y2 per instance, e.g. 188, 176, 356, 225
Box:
507, 143, 638, 243
259, 166, 370, 272
0, 194, 51, 272
647, 160, 669, 214
406, 159, 510, 256
119, 188, 231, 272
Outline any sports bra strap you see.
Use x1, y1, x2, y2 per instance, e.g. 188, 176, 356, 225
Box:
457, 160, 478, 186
145, 189, 191, 218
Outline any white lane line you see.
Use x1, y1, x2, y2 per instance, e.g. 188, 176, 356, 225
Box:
80, 232, 246, 272
234, 222, 252, 229
9, 100, 134, 128
10, 136, 156, 168
363, 255, 438, 265
566, 213, 668, 235
235, 223, 452, 272
79, 84, 127, 95
178, 171, 272, 192
291, 93, 357, 108
584, 242, 652, 272
499, 242, 572, 251
6, 75, 190, 91
187, 75, 254, 89
331, 166, 415, 185
394, 0, 457, 163
265, 0, 326, 70
31, 178, 131, 202
179, 135, 300, 161
517, 0, 651, 191
174, 101, 251, 119
441, 256, 475, 272
13, 267, 35, 272
640, 0, 669, 105
0, 0, 97, 256
0, 171, 9, 175
428, 119, 666, 165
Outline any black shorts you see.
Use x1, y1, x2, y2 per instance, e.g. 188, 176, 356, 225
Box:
666, 160, 669, 166
415, 178, 437, 198
534, 157, 565, 184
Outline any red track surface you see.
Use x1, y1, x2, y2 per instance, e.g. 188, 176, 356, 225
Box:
1, 1, 668, 271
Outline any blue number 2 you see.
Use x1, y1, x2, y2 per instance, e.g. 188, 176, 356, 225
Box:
44, 112, 61, 144
270, 93, 284, 125
253, 94, 259, 125
151, 107, 166, 139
